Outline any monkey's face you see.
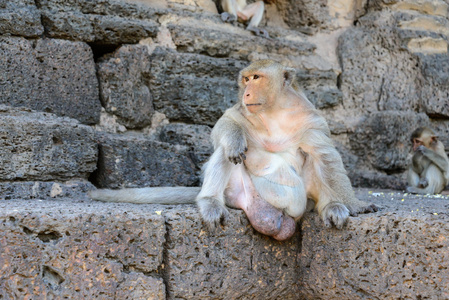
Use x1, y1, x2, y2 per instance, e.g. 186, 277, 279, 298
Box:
239, 71, 276, 114
412, 138, 423, 151
412, 131, 438, 151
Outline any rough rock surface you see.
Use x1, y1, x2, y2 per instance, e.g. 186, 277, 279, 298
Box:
0, 181, 95, 201
149, 47, 245, 126
0, 200, 166, 299
97, 44, 154, 129
92, 132, 198, 188
0, 37, 101, 125
158, 123, 213, 176
2, 189, 449, 299
39, 0, 159, 44
0, 0, 44, 37
298, 189, 449, 299
0, 106, 97, 181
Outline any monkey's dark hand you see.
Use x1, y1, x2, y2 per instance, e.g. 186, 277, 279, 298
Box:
418, 178, 429, 188
221, 12, 237, 23
416, 145, 429, 155
224, 136, 248, 165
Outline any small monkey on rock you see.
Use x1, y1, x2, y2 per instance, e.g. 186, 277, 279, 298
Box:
90, 60, 378, 241
406, 127, 449, 194
219, 0, 269, 38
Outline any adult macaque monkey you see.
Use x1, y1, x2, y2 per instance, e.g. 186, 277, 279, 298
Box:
220, 0, 269, 38
90, 60, 378, 241
406, 127, 449, 194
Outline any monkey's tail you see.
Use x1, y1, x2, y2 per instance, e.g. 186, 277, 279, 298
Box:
88, 187, 201, 205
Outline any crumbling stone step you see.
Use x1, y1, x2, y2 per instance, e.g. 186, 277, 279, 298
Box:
1, 189, 449, 299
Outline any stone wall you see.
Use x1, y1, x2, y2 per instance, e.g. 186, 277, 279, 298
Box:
1, 0, 449, 298
2, 189, 449, 299
3, 0, 448, 193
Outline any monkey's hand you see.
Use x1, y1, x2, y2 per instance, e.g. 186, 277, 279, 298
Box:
223, 136, 248, 165
246, 26, 270, 39
416, 145, 429, 155
418, 178, 429, 188
197, 196, 230, 229
321, 202, 350, 229
221, 12, 237, 23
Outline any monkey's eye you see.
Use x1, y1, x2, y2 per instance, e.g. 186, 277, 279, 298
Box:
244, 77, 250, 82
253, 74, 260, 79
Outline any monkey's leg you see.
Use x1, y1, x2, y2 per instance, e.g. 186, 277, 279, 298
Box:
242, 1, 269, 38
407, 164, 445, 194
196, 147, 234, 228
225, 164, 296, 241
302, 130, 378, 228
221, 0, 238, 22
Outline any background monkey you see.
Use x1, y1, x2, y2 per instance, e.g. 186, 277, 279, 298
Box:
219, 0, 269, 38
90, 60, 378, 241
406, 127, 449, 194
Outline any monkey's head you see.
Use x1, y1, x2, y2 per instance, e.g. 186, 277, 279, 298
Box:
238, 60, 296, 114
411, 127, 438, 151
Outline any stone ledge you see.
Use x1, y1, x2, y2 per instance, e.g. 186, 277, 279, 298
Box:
1, 188, 449, 299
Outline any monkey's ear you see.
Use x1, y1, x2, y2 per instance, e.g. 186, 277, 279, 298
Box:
283, 67, 296, 87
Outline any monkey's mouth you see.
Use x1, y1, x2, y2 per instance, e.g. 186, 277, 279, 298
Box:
246, 103, 262, 106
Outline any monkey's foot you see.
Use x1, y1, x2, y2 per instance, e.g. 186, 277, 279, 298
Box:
197, 196, 229, 229
321, 202, 350, 229
245, 199, 296, 241
418, 178, 429, 188
345, 200, 380, 217
221, 12, 237, 23
246, 26, 270, 38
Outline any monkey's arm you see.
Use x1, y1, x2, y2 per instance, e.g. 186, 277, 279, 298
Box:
211, 111, 248, 165
301, 127, 378, 227
417, 146, 449, 174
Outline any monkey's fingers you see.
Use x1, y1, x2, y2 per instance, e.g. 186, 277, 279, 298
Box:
197, 197, 230, 230
229, 153, 247, 164
221, 12, 237, 23
321, 202, 349, 229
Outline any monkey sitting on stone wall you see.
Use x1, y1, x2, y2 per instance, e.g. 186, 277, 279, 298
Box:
406, 127, 449, 195
90, 60, 379, 241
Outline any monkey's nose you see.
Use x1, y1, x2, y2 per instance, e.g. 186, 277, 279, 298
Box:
246, 93, 250, 97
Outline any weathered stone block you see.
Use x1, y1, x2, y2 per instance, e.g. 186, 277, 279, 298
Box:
116, 273, 165, 300
0, 200, 165, 299
349, 111, 430, 171
298, 189, 449, 299
158, 123, 213, 176
39, 0, 159, 44
349, 170, 406, 190
92, 132, 198, 189
0, 0, 43, 37
296, 69, 343, 109
0, 37, 100, 124
163, 205, 301, 299
419, 54, 449, 117
149, 47, 245, 126
97, 44, 154, 129
168, 24, 315, 60
0, 181, 95, 201
338, 24, 422, 115
268, 0, 367, 33
0, 106, 97, 181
